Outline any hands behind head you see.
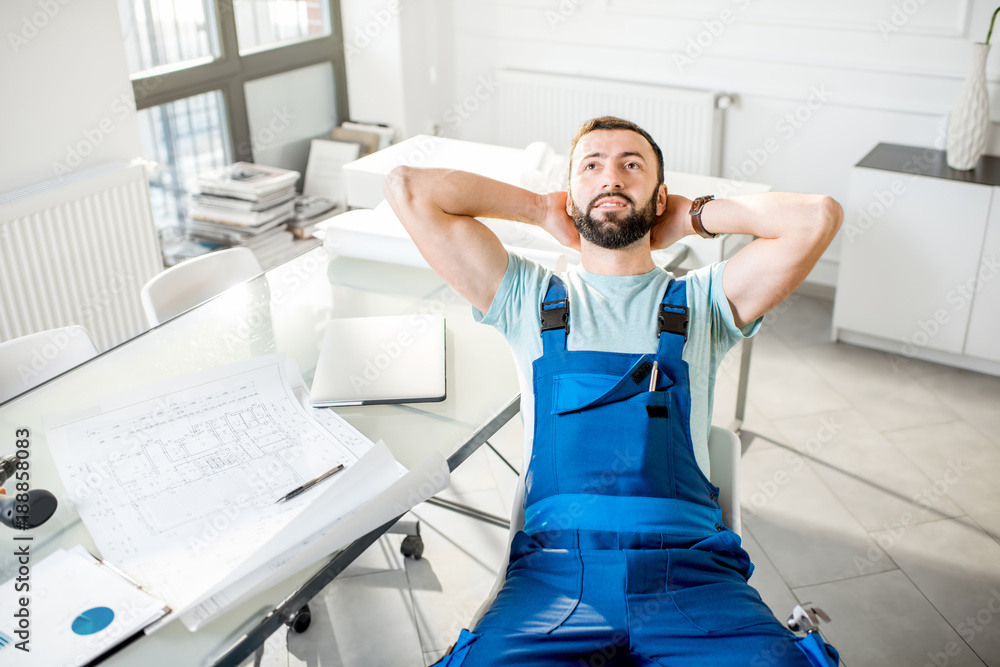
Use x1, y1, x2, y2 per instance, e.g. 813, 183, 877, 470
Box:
650, 194, 694, 251
540, 191, 582, 251
539, 191, 695, 253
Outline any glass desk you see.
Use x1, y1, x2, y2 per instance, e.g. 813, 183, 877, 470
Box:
0, 246, 521, 666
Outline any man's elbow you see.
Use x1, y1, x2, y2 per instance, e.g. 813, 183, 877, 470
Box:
807, 195, 843, 241
384, 165, 416, 207
817, 195, 844, 238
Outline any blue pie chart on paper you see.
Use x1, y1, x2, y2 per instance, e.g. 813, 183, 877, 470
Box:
72, 607, 115, 635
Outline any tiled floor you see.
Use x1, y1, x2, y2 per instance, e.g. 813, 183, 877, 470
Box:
244, 293, 1000, 667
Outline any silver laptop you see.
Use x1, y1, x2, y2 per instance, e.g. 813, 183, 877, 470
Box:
310, 315, 446, 407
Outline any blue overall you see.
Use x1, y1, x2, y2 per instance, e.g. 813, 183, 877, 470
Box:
437, 277, 840, 666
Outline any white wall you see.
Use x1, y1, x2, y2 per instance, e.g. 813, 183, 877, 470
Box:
0, 0, 142, 194
341, 0, 455, 137
377, 0, 999, 288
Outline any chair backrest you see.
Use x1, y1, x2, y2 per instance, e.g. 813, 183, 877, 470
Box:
0, 326, 98, 403
140, 247, 263, 326
707, 425, 742, 536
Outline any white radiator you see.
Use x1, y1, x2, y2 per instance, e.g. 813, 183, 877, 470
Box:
496, 70, 728, 177
0, 163, 162, 351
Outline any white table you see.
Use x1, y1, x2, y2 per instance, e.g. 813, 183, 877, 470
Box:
0, 247, 521, 666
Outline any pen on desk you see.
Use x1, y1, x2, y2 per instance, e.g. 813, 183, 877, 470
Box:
275, 463, 345, 504
99, 556, 154, 595
648, 361, 659, 392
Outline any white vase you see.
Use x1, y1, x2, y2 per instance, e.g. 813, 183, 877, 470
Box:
947, 42, 991, 171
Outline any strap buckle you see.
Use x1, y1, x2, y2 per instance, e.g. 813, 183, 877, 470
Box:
658, 304, 688, 340
540, 299, 569, 333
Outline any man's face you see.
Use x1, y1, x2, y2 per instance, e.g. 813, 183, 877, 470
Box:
567, 129, 665, 250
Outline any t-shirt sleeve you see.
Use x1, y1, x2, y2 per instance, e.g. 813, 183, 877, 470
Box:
472, 250, 551, 340
688, 259, 763, 354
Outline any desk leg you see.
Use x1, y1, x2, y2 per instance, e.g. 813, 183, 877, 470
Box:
211, 518, 398, 667
446, 395, 521, 472
730, 337, 753, 435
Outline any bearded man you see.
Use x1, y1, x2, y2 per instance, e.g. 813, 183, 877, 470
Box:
385, 116, 842, 666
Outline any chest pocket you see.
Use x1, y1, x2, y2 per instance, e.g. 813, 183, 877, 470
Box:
548, 358, 677, 498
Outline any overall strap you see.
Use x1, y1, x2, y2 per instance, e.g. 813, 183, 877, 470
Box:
656, 278, 688, 358
539, 274, 569, 354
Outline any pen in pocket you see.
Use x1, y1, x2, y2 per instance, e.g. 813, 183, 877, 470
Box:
648, 361, 658, 392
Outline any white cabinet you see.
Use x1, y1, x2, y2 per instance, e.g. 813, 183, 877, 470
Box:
965, 192, 1000, 363
833, 144, 1000, 374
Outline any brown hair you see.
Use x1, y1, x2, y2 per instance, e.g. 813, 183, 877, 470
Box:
568, 116, 665, 186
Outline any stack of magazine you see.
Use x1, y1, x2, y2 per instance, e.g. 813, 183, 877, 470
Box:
187, 162, 299, 253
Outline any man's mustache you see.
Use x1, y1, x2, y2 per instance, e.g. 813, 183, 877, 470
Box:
587, 193, 635, 213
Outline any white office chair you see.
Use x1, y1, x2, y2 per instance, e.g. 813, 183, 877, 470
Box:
0, 325, 99, 403
707, 424, 742, 536
140, 247, 263, 326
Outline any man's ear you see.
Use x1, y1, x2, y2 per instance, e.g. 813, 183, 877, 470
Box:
656, 183, 668, 216
565, 190, 573, 217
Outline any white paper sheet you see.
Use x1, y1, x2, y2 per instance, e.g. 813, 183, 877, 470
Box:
172, 360, 449, 629
45, 354, 450, 634
0, 547, 167, 667
179, 448, 449, 630
44, 356, 394, 615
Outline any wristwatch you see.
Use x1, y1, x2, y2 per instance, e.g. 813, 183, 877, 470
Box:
689, 195, 718, 239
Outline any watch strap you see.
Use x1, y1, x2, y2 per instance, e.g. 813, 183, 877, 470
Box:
689, 195, 718, 239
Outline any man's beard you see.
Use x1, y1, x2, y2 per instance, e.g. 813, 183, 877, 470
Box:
570, 190, 658, 250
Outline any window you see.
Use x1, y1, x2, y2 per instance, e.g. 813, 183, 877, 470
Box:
120, 0, 348, 235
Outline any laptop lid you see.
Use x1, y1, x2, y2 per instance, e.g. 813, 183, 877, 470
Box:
310, 315, 446, 407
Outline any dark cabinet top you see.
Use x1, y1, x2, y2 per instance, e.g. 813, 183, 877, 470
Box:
857, 143, 1000, 187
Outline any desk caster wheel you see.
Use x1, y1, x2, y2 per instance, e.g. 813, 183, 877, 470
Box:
401, 535, 424, 560
289, 604, 311, 633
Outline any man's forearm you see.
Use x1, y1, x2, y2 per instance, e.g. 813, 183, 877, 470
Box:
698, 192, 841, 241
390, 167, 546, 226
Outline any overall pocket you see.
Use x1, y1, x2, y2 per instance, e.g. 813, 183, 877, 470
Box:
551, 382, 673, 498
668, 547, 780, 635
477, 532, 583, 634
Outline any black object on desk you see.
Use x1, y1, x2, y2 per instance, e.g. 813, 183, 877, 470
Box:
0, 453, 57, 529
275, 463, 345, 503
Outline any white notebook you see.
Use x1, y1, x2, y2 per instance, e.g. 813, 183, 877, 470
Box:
0, 547, 168, 667
310, 315, 446, 406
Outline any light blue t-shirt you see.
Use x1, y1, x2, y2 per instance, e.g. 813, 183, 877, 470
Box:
473, 251, 761, 479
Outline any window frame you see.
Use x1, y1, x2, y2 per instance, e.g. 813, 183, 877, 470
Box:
130, 0, 350, 164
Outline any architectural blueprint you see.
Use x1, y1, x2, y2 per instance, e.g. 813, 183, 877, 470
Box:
43, 354, 445, 621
